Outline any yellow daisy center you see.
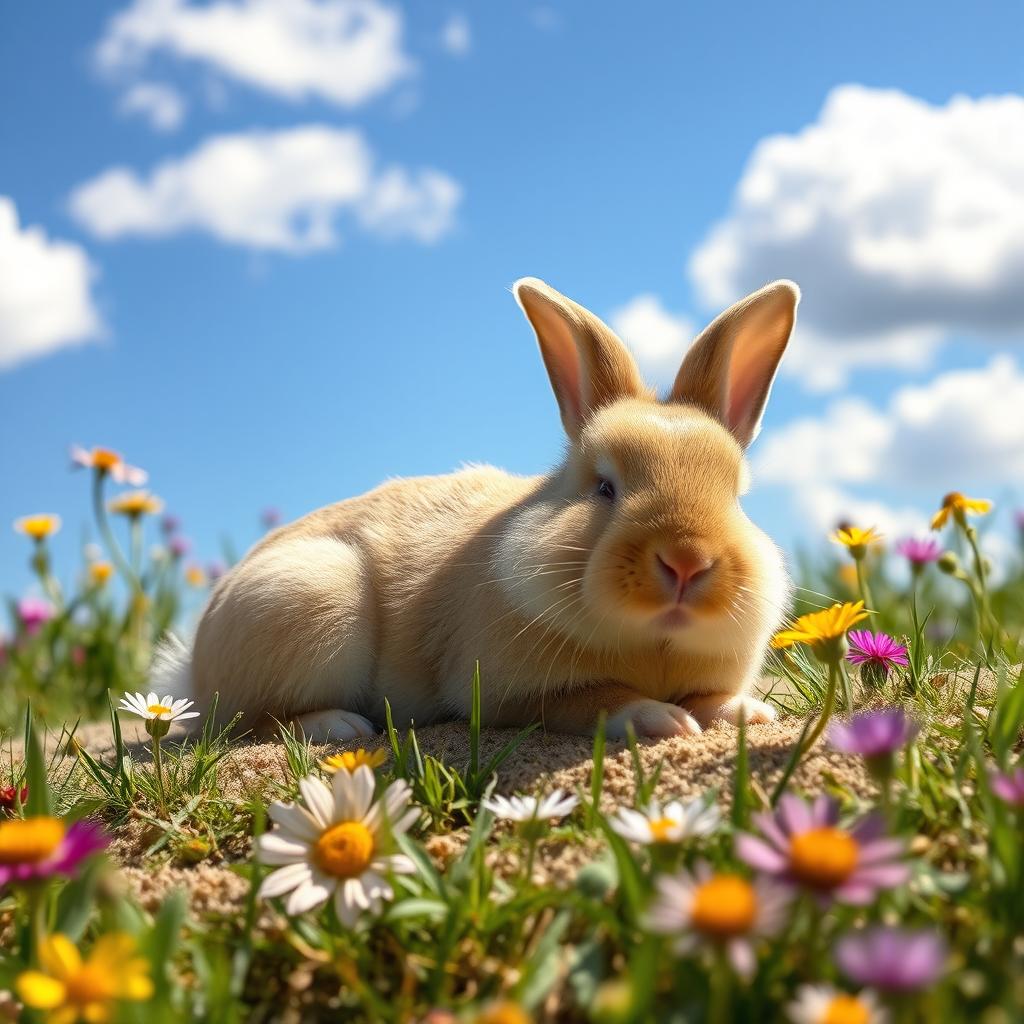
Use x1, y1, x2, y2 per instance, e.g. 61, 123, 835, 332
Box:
64, 964, 117, 1006
689, 874, 757, 937
17, 515, 60, 540
314, 821, 375, 878
92, 449, 122, 470
647, 817, 677, 842
0, 817, 66, 864
147, 704, 173, 716
821, 994, 871, 1024
789, 827, 859, 887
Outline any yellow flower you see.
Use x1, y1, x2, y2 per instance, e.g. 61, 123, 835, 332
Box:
931, 491, 992, 530
771, 601, 870, 661
70, 446, 147, 486
321, 748, 388, 774
16, 933, 152, 1024
184, 564, 207, 588
14, 515, 62, 542
108, 491, 164, 519
88, 561, 114, 587
831, 525, 882, 558
474, 1002, 532, 1024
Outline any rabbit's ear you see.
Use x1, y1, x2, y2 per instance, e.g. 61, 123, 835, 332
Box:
669, 280, 799, 447
514, 277, 646, 438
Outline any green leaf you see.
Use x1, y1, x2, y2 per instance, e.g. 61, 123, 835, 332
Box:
23, 708, 51, 817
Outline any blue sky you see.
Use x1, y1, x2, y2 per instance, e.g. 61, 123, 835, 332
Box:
3, 0, 1024, 599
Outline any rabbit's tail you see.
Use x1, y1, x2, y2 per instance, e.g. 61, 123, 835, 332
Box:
150, 632, 193, 698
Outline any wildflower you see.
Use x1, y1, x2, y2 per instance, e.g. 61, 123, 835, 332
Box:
771, 601, 870, 662
0, 786, 28, 813
829, 709, 918, 761
108, 490, 164, 519
262, 507, 283, 529
894, 537, 941, 569
17, 597, 55, 636
207, 559, 227, 580
831, 526, 882, 559
161, 514, 181, 535
834, 927, 946, 993
88, 561, 114, 587
931, 492, 992, 531
257, 766, 417, 924
482, 790, 579, 829
13, 514, 61, 541
322, 749, 388, 774
16, 933, 152, 1021
70, 445, 148, 485
474, 1002, 532, 1024
787, 984, 887, 1024
118, 692, 200, 739
645, 862, 788, 977
168, 536, 191, 559
0, 816, 106, 887
846, 631, 908, 684
990, 766, 1024, 808
736, 794, 908, 905
609, 797, 720, 845
185, 564, 207, 587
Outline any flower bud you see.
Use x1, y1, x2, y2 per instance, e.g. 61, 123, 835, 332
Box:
937, 551, 961, 575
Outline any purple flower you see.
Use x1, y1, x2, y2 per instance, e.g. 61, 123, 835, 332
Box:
835, 927, 947, 993
829, 708, 919, 759
0, 817, 107, 888
207, 559, 227, 580
261, 507, 282, 529
17, 597, 55, 635
894, 537, 941, 566
168, 536, 191, 559
1015, 509, 1024, 532
736, 794, 909, 905
846, 631, 909, 678
990, 766, 1024, 808
161, 514, 182, 536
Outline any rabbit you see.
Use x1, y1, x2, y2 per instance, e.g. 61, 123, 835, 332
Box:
177, 276, 798, 743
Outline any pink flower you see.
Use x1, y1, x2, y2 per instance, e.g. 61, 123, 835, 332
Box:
261, 507, 282, 529
835, 927, 946, 993
846, 631, 908, 680
736, 794, 909, 905
990, 766, 1024, 808
0, 817, 107, 888
17, 597, 55, 635
894, 537, 941, 567
168, 536, 191, 559
829, 708, 919, 759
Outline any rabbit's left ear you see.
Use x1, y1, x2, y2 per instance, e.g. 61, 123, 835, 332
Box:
669, 280, 799, 447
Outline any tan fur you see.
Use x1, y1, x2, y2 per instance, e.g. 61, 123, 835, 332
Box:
188, 277, 800, 739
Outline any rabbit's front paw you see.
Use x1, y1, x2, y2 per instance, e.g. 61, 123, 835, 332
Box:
685, 693, 777, 727
290, 709, 377, 744
607, 699, 702, 739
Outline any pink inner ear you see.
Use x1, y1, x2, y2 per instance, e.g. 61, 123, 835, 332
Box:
726, 349, 763, 437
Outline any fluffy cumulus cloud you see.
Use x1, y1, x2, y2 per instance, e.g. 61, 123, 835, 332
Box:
97, 0, 413, 109
118, 81, 186, 131
68, 125, 461, 252
0, 197, 102, 371
690, 85, 1024, 390
609, 294, 694, 389
754, 355, 1024, 533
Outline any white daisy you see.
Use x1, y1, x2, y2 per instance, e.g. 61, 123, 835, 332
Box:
645, 861, 789, 978
256, 766, 418, 926
118, 691, 200, 736
609, 797, 721, 845
787, 984, 887, 1024
481, 789, 579, 824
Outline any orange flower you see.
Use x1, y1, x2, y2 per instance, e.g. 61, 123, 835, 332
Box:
14, 514, 61, 541
71, 445, 148, 486
931, 492, 992, 530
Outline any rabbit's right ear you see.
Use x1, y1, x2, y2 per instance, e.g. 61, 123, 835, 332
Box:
514, 278, 646, 439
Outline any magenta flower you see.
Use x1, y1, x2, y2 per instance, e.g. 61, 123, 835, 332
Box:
894, 537, 941, 567
0, 817, 107, 888
736, 794, 909, 905
168, 536, 191, 559
846, 631, 908, 680
829, 708, 919, 759
835, 927, 946, 993
207, 559, 227, 580
261, 507, 282, 529
990, 766, 1024, 808
161, 513, 182, 536
17, 597, 55, 635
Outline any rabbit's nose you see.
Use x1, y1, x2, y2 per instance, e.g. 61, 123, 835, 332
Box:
655, 546, 715, 602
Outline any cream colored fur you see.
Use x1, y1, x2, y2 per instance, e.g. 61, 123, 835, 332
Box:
185, 277, 800, 741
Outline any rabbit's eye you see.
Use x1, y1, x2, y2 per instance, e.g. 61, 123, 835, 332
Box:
596, 478, 616, 501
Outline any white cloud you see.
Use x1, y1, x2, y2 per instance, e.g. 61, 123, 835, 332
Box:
97, 0, 413, 109
0, 197, 102, 371
755, 356, 1024, 525
792, 483, 928, 539
690, 85, 1024, 389
119, 81, 186, 131
440, 14, 470, 56
609, 294, 694, 388
68, 125, 461, 252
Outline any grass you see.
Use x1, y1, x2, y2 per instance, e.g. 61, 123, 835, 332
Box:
1, 465, 1024, 1021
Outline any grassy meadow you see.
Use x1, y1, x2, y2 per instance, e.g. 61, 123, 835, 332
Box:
1, 448, 1023, 1023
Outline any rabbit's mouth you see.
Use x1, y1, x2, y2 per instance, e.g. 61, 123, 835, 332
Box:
654, 606, 694, 631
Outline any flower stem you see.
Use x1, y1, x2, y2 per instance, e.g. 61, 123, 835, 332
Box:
963, 526, 994, 661
152, 736, 169, 818
799, 660, 839, 759
854, 556, 873, 609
